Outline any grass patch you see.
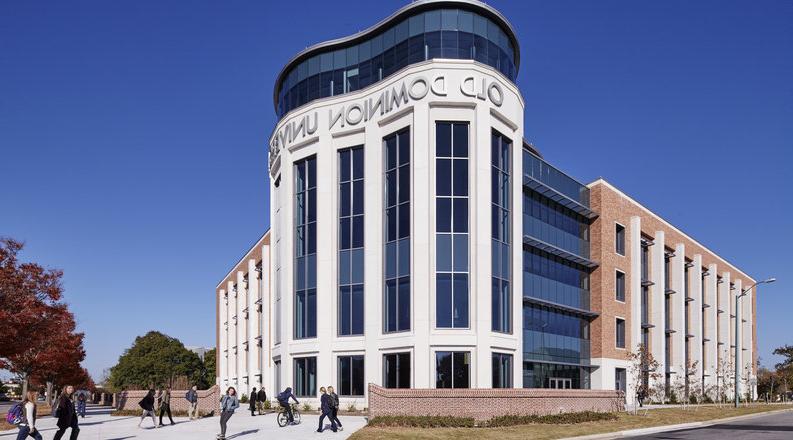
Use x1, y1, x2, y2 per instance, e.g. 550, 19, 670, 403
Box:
487, 411, 617, 427
350, 404, 793, 440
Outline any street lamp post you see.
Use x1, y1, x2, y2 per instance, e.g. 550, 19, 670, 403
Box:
734, 277, 775, 408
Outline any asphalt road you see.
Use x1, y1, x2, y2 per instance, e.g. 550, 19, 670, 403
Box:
625, 410, 793, 439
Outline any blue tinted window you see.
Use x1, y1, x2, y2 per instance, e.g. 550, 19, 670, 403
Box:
275, 8, 517, 116
436, 122, 469, 329
492, 130, 512, 333
295, 156, 317, 339
384, 128, 411, 333
339, 146, 365, 337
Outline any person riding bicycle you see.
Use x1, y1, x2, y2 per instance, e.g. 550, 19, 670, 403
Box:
277, 387, 299, 425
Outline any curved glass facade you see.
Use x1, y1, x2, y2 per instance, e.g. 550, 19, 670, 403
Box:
275, 8, 518, 117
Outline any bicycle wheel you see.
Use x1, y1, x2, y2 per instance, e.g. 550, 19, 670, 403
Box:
292, 409, 301, 425
276, 410, 288, 427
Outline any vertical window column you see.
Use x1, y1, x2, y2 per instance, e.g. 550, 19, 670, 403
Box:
436, 351, 470, 388
383, 352, 411, 388
295, 157, 317, 339
339, 146, 365, 336
435, 122, 469, 329
491, 130, 512, 333
384, 129, 411, 333
492, 353, 513, 388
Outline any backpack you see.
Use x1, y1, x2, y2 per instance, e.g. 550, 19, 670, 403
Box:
185, 391, 191, 401
277, 391, 288, 404
6, 403, 24, 425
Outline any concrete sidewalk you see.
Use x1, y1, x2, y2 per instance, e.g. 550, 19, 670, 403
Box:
0, 405, 367, 439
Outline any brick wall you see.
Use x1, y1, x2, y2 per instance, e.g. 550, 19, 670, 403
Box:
368, 384, 624, 421
114, 385, 221, 416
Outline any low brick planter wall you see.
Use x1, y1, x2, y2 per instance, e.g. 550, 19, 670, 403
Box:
113, 385, 221, 416
368, 384, 624, 421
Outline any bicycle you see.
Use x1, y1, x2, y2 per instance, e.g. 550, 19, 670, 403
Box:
276, 403, 301, 427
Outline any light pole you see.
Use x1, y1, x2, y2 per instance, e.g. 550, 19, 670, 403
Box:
735, 277, 775, 408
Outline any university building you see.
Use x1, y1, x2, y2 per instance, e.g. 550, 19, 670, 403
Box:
215, 0, 758, 406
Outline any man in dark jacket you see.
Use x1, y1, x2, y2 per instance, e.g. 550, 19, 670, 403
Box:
249, 387, 258, 416
256, 388, 267, 415
277, 387, 299, 424
186, 385, 199, 420
317, 387, 337, 433
53, 385, 80, 440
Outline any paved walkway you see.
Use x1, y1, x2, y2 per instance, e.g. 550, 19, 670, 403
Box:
0, 406, 367, 439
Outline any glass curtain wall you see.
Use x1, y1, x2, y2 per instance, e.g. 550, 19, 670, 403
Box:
492, 130, 511, 333
295, 157, 317, 339
384, 129, 411, 333
338, 146, 365, 336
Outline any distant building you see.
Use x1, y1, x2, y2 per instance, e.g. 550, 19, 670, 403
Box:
186, 346, 214, 362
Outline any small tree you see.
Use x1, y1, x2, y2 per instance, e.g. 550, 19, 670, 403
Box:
627, 344, 660, 412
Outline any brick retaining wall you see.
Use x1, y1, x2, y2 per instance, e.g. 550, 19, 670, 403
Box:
368, 384, 624, 421
114, 385, 221, 416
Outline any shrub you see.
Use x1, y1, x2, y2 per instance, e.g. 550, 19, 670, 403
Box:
487, 411, 617, 427
239, 393, 249, 404
346, 401, 358, 413
368, 415, 476, 428
302, 402, 312, 412
262, 400, 272, 410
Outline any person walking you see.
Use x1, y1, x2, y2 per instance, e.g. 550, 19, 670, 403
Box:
158, 386, 175, 426
15, 390, 43, 440
137, 389, 158, 429
327, 386, 343, 431
249, 387, 258, 417
76, 393, 86, 419
256, 387, 267, 415
186, 385, 199, 420
218, 387, 239, 440
53, 385, 80, 440
276, 387, 299, 425
316, 387, 337, 433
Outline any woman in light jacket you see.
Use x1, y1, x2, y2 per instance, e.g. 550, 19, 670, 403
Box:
16, 390, 42, 440
218, 387, 239, 440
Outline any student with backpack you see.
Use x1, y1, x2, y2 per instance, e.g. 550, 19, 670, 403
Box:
218, 387, 239, 440
327, 386, 343, 431
53, 385, 80, 440
276, 387, 299, 425
185, 385, 199, 420
137, 389, 158, 429
316, 387, 337, 433
7, 390, 42, 440
256, 387, 267, 415
249, 387, 258, 416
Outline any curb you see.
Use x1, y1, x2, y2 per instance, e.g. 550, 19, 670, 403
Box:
559, 407, 793, 440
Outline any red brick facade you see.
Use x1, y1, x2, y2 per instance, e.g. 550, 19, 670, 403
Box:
114, 385, 221, 415
368, 384, 624, 421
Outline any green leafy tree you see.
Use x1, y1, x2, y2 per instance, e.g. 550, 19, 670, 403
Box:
201, 348, 217, 389
108, 331, 203, 390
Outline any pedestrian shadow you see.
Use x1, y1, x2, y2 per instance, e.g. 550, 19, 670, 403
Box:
712, 423, 793, 432
104, 437, 135, 440
226, 429, 259, 439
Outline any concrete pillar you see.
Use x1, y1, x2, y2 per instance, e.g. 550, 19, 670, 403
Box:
703, 263, 718, 394
689, 255, 703, 389
247, 259, 260, 390
219, 289, 227, 386
649, 231, 665, 393
717, 271, 731, 395
260, 244, 272, 396
670, 244, 686, 377
627, 216, 641, 403
227, 280, 236, 385
236, 271, 246, 393
733, 278, 742, 399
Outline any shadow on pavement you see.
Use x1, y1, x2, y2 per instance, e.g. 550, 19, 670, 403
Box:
712, 423, 793, 432
226, 429, 260, 438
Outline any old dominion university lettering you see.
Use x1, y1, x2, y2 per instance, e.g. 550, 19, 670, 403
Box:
216, 0, 760, 409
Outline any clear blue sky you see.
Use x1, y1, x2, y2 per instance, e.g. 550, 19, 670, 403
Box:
1, 0, 791, 380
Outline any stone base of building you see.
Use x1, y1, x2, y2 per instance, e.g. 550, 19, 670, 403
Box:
368, 384, 624, 421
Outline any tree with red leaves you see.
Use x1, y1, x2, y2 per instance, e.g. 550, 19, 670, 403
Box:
0, 238, 89, 398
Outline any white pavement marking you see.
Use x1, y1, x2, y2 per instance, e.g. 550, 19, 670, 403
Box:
0, 406, 367, 440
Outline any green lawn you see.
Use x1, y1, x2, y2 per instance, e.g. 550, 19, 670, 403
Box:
349, 404, 793, 440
